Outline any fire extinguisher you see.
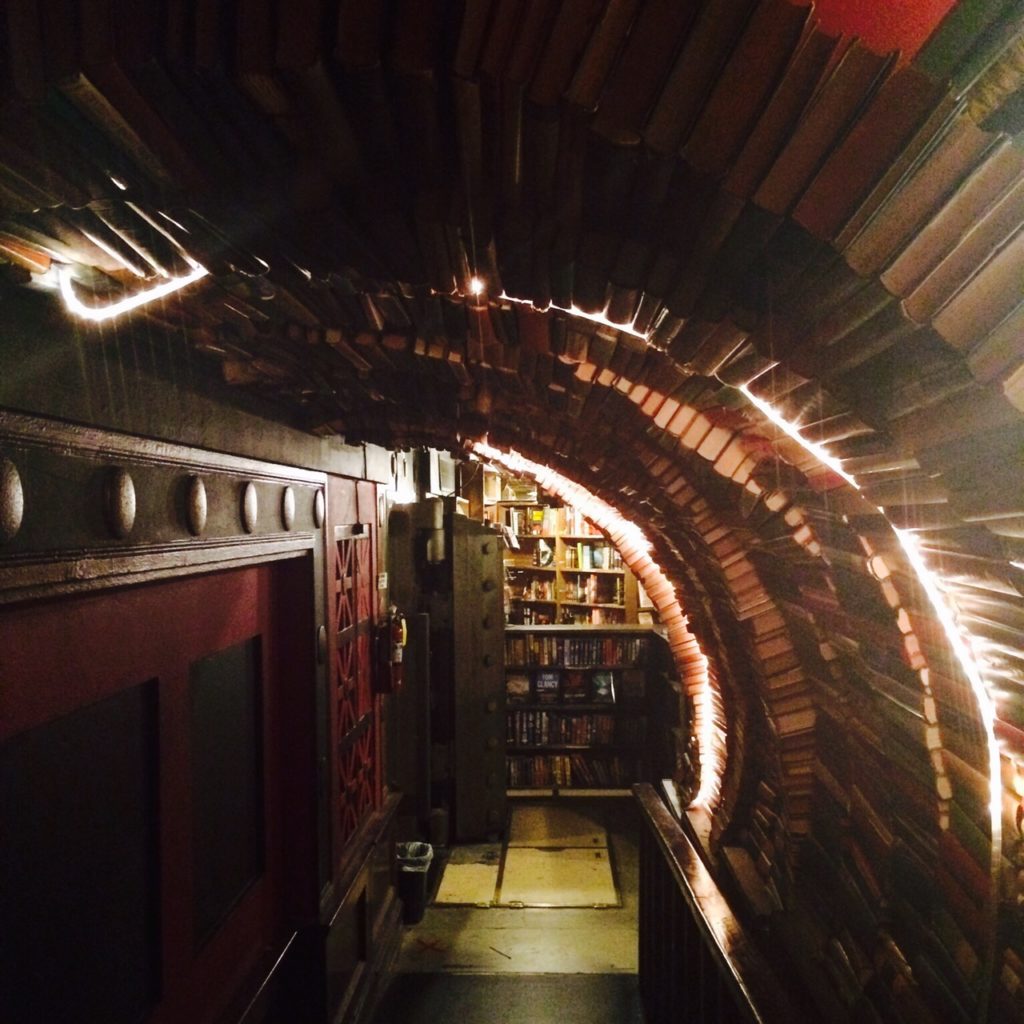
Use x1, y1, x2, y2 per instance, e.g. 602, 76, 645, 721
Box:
376, 603, 407, 693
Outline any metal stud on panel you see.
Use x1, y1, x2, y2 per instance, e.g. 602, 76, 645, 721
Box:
282, 485, 295, 530
0, 457, 24, 542
105, 467, 136, 539
242, 481, 258, 533
187, 475, 208, 536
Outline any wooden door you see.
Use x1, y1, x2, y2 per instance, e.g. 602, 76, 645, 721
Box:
0, 560, 316, 1024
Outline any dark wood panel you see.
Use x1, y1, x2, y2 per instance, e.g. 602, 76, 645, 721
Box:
0, 680, 160, 1024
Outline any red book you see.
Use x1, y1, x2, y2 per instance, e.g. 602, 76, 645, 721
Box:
684, 0, 810, 179
794, 64, 945, 240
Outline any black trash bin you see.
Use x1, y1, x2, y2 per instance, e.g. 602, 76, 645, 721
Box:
396, 841, 434, 924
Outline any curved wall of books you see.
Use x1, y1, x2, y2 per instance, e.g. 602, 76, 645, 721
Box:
0, 2, 1021, 1021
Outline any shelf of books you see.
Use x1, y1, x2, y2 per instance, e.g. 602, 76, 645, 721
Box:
504, 625, 665, 796
495, 498, 647, 626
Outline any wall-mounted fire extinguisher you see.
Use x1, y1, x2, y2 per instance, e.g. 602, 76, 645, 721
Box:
375, 603, 407, 693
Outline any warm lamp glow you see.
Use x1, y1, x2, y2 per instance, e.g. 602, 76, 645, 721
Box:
468, 275, 486, 298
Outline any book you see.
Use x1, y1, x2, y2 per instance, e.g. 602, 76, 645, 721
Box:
794, 65, 946, 242
591, 0, 700, 145
565, 0, 642, 113
930, 223, 1024, 351
621, 668, 646, 701
754, 41, 894, 217
843, 114, 993, 277
683, 0, 811, 179
535, 669, 561, 703
643, 0, 759, 154
881, 137, 1021, 298
592, 670, 616, 704
506, 672, 531, 703
724, 26, 839, 199
562, 668, 588, 703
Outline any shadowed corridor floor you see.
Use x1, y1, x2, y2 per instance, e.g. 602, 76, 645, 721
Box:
370, 973, 645, 1024
371, 799, 645, 1023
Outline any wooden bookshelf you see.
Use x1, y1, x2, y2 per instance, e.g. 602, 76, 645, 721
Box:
493, 499, 646, 625
504, 624, 668, 795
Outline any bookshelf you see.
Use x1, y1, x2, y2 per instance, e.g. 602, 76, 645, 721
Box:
495, 499, 645, 625
504, 624, 670, 795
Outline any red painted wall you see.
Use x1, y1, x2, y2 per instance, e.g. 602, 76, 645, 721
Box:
795, 0, 957, 60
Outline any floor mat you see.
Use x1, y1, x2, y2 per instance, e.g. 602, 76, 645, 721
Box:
497, 846, 620, 907
434, 844, 501, 905
507, 804, 607, 848
435, 863, 500, 905
371, 972, 644, 1024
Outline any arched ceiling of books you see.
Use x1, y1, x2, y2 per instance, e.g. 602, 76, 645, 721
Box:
1, 3, 1023, 1019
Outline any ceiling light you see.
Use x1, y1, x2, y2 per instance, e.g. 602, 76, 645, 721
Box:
59, 260, 209, 323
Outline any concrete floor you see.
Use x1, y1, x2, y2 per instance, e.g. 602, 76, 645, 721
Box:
397, 798, 639, 975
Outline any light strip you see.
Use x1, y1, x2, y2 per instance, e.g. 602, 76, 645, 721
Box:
739, 384, 861, 489
894, 528, 1002, 851
735, 389, 1002, 864
59, 261, 209, 323
472, 441, 723, 808
498, 292, 652, 341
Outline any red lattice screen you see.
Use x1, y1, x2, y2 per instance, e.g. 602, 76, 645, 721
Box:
329, 496, 381, 854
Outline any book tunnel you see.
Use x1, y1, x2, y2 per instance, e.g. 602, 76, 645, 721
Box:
1, 2, 1023, 1022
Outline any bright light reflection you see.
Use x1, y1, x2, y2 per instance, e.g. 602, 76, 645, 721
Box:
81, 230, 150, 278
499, 292, 651, 341
59, 261, 209, 323
740, 384, 860, 489
472, 441, 722, 809
895, 527, 1002, 856
468, 275, 486, 297
738, 389, 1002, 861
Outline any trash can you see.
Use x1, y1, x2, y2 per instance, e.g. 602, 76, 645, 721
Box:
396, 841, 433, 924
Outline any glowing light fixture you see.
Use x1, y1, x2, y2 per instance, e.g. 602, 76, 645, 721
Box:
58, 260, 209, 323
499, 292, 651, 341
468, 275, 486, 298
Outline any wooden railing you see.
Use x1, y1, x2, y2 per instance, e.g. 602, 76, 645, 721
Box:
634, 783, 795, 1024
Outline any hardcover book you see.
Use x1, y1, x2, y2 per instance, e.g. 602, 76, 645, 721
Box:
562, 669, 588, 703
535, 669, 561, 703
506, 672, 531, 703
592, 670, 616, 703
620, 669, 646, 700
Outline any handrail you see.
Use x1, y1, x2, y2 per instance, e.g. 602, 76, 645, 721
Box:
633, 783, 795, 1024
